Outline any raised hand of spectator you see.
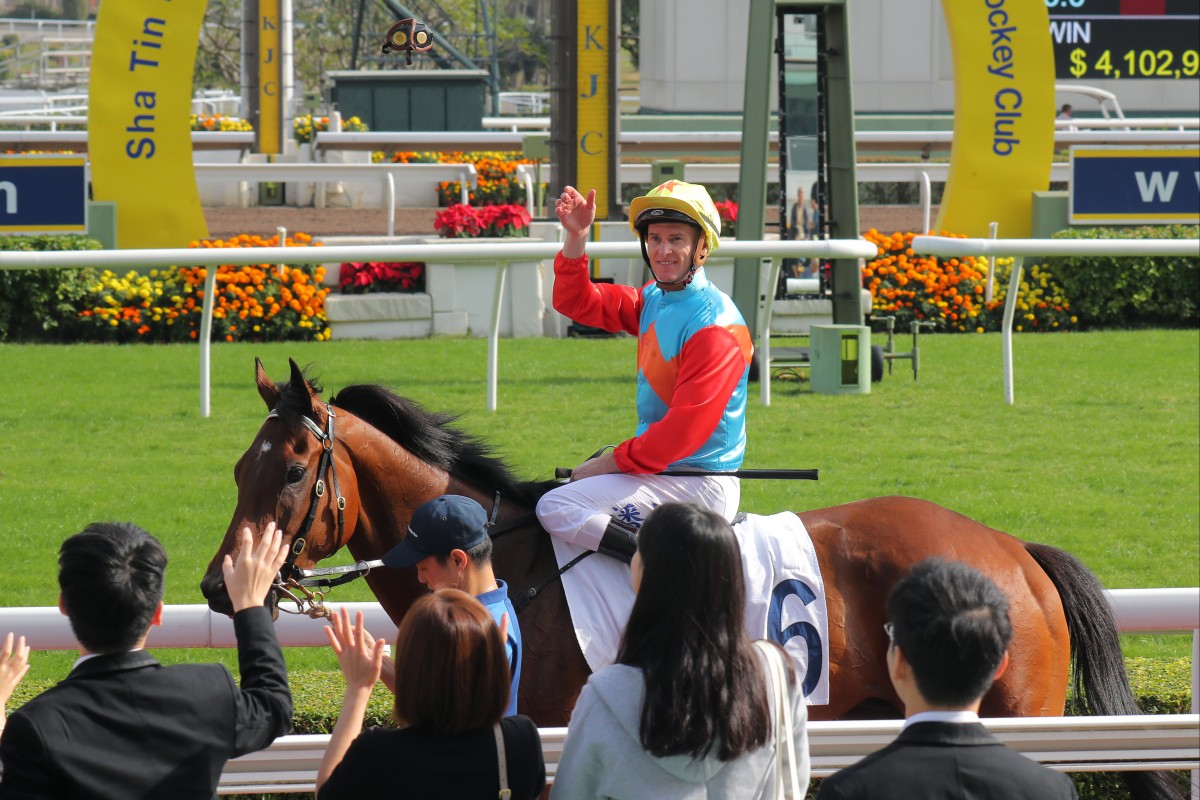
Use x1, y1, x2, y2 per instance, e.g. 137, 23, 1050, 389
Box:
222, 520, 289, 613
0, 632, 30, 731
326, 607, 386, 692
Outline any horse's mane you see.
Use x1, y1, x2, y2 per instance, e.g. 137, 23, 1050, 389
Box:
321, 383, 558, 508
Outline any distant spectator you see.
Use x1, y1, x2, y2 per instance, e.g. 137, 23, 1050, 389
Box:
784, 184, 811, 278
316, 591, 545, 799
0, 521, 292, 799
815, 558, 1077, 800
552, 503, 809, 799
1057, 103, 1073, 120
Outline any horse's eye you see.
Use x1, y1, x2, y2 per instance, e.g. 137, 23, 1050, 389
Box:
286, 465, 306, 484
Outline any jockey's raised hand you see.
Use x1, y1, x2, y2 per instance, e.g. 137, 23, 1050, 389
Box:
557, 186, 596, 259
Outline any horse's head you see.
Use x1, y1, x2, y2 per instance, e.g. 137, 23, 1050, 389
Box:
201, 358, 361, 617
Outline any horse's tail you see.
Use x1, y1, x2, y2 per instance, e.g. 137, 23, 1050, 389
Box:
1024, 541, 1184, 800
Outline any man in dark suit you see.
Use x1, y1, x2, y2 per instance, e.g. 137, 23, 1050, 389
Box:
815, 558, 1078, 800
0, 520, 293, 799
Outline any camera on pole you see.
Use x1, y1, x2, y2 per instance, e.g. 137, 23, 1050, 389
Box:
381, 18, 433, 65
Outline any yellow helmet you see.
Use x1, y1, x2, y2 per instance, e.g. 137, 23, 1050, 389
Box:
628, 180, 722, 254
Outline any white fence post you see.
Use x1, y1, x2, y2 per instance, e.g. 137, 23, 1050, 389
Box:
911, 237, 1200, 407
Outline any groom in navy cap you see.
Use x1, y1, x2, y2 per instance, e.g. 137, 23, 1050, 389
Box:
382, 494, 522, 716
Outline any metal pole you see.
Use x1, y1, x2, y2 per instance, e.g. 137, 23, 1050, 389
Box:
487, 261, 509, 412
199, 266, 218, 417
1192, 629, 1199, 800
985, 221, 999, 303
759, 257, 782, 407
386, 173, 395, 237
920, 171, 931, 233
1000, 256, 1024, 406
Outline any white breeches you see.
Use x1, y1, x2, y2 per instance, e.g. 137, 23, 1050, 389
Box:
535, 473, 741, 551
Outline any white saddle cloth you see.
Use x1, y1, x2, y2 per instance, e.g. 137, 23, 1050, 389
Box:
550, 511, 831, 705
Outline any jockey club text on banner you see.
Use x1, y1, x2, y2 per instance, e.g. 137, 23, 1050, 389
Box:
89, 0, 208, 249
938, 0, 1055, 238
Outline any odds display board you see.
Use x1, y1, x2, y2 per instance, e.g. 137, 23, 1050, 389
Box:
0, 155, 87, 234
1049, 0, 1199, 81
1070, 146, 1200, 224
89, 0, 208, 248
937, 0, 1055, 238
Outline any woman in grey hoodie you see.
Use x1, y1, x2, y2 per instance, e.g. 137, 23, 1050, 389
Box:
552, 503, 810, 799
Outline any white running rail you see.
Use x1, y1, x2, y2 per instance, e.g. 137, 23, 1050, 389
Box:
912, 237, 1200, 406
0, 239, 875, 416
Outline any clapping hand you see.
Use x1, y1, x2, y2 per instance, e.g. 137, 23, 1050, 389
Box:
325, 607, 386, 692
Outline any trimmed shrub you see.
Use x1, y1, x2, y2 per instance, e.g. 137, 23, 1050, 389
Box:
1044, 225, 1199, 329
0, 234, 103, 342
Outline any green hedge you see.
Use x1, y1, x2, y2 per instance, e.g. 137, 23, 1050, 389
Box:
0, 235, 102, 343
5, 657, 1191, 800
1044, 225, 1200, 329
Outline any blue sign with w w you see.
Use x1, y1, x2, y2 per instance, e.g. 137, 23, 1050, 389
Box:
1070, 147, 1200, 225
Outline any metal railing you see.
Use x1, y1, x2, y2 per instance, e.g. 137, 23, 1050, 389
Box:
913, 236, 1200, 405
1, 588, 1193, 792
193, 162, 479, 225
0, 239, 874, 415
214, 714, 1199, 793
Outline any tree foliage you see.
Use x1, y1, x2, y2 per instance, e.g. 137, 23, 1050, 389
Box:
194, 0, 556, 101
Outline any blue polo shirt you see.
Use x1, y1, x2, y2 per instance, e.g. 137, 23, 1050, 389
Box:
476, 579, 522, 717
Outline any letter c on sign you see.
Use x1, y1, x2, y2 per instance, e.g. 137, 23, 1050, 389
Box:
580, 131, 603, 155
995, 87, 1022, 111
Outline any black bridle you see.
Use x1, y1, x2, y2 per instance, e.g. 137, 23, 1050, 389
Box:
261, 404, 561, 618
266, 404, 357, 618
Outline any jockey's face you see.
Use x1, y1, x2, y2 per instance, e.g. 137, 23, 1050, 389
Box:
644, 221, 707, 287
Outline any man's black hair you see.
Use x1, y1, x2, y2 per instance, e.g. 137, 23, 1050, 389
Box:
887, 558, 1012, 707
59, 522, 167, 653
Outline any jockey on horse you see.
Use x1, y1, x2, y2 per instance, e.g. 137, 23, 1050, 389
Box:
536, 181, 755, 563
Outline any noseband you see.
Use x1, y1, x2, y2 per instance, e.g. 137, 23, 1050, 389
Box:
266, 404, 375, 618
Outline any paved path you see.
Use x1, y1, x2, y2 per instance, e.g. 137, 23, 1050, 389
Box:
202, 206, 440, 240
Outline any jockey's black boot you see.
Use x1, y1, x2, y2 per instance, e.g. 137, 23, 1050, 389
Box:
597, 517, 639, 563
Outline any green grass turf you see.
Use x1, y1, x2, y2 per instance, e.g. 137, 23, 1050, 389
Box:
2, 330, 1196, 682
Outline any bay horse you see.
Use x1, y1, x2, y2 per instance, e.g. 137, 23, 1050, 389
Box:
200, 359, 1179, 799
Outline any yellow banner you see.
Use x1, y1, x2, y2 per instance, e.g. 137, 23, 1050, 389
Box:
258, 0, 282, 155
577, 2, 611, 219
89, 0, 207, 248
938, 0, 1054, 237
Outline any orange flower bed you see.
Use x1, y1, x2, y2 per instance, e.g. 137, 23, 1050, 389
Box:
75, 232, 332, 343
862, 230, 1074, 333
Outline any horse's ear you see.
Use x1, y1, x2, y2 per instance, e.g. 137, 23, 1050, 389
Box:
287, 358, 324, 416
255, 357, 281, 410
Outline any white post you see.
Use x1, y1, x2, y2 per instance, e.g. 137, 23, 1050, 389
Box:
460, 170, 470, 206
758, 257, 782, 407
199, 266, 218, 417
523, 169, 535, 217
1000, 256, 1024, 406
386, 173, 395, 237
487, 262, 510, 412
920, 171, 932, 234
276, 227, 288, 279
1193, 629, 1199, 800
985, 221, 999, 304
